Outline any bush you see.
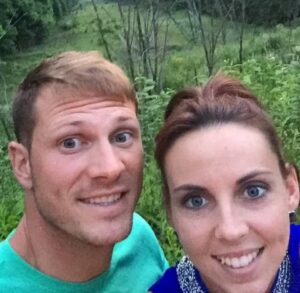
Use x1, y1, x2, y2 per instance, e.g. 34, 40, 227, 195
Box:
162, 52, 207, 89
135, 77, 182, 264
0, 144, 23, 240
58, 18, 78, 31
225, 56, 300, 173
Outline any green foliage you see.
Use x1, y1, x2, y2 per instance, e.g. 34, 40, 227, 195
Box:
0, 195, 23, 240
135, 77, 183, 262
212, 0, 298, 26
0, 145, 23, 240
162, 52, 208, 90
58, 18, 78, 31
0, 0, 81, 56
245, 0, 297, 26
137, 159, 183, 264
136, 76, 174, 157
52, 0, 65, 21
224, 56, 300, 169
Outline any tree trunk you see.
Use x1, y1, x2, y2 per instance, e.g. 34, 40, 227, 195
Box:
91, 0, 113, 61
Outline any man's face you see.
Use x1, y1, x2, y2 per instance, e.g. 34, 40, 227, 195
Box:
27, 87, 143, 246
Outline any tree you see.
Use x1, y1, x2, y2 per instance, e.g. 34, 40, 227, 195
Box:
116, 0, 169, 90
220, 0, 300, 26
0, 0, 80, 56
52, 0, 80, 22
169, 0, 233, 76
90, 0, 113, 61
14, 0, 54, 49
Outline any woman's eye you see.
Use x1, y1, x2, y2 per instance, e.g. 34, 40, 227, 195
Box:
185, 196, 208, 209
245, 185, 267, 199
62, 138, 81, 149
114, 132, 132, 143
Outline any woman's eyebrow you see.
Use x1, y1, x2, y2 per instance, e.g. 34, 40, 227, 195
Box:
237, 170, 272, 185
173, 184, 206, 193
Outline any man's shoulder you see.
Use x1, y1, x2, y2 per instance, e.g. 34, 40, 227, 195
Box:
0, 237, 10, 261
0, 237, 24, 290
114, 212, 160, 253
106, 213, 169, 292
119, 212, 164, 254
112, 211, 169, 269
132, 212, 157, 236
0, 238, 6, 249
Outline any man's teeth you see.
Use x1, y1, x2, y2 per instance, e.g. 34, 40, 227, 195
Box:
83, 194, 122, 205
217, 250, 259, 269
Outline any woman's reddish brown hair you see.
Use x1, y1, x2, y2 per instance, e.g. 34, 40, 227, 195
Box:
155, 73, 288, 206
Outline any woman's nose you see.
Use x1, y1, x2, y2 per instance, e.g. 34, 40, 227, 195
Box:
214, 206, 249, 242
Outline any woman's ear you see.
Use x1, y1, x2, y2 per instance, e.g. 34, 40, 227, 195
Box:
8, 141, 33, 190
285, 164, 300, 212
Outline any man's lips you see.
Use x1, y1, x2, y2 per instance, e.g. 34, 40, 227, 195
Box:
78, 192, 125, 206
213, 248, 264, 269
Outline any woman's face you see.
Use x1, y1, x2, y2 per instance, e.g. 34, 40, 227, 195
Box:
165, 123, 299, 293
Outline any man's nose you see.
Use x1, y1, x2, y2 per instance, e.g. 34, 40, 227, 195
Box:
87, 142, 125, 182
214, 204, 249, 242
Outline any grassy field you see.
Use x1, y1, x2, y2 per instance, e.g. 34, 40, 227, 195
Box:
1, 2, 300, 264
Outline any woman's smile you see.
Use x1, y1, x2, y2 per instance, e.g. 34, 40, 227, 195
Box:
214, 247, 263, 269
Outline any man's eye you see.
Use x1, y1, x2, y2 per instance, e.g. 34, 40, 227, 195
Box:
185, 196, 208, 209
62, 138, 81, 149
114, 132, 132, 143
245, 185, 267, 199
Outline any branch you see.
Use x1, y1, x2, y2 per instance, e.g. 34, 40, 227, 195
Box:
0, 12, 27, 41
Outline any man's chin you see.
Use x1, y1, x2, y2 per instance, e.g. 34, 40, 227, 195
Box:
82, 219, 134, 247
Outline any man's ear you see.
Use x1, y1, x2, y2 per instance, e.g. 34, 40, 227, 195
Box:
286, 164, 300, 212
8, 141, 33, 190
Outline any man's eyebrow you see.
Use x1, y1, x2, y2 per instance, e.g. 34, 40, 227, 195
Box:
59, 116, 136, 127
54, 120, 85, 128
68, 120, 84, 126
115, 116, 136, 123
237, 170, 272, 185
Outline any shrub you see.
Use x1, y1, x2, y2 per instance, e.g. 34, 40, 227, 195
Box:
0, 144, 23, 240
224, 56, 300, 176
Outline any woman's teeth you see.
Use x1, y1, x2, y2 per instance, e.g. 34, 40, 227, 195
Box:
217, 250, 260, 269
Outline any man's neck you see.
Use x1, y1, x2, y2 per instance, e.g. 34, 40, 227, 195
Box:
10, 215, 113, 282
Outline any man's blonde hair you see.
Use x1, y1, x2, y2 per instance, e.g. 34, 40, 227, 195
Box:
12, 51, 137, 148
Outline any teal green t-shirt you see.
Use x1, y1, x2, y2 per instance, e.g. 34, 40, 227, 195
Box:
0, 213, 169, 293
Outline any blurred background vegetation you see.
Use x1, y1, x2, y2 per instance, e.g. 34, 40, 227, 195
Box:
0, 0, 300, 264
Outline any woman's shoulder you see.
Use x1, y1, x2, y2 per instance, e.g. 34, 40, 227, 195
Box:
288, 224, 300, 289
149, 265, 181, 292
149, 255, 209, 293
290, 223, 300, 234
289, 224, 300, 250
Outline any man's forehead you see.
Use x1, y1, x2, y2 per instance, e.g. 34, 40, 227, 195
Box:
41, 84, 131, 102
35, 85, 135, 111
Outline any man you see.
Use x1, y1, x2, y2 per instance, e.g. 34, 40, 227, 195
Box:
0, 51, 168, 292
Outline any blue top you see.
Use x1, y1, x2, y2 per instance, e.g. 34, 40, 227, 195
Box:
150, 224, 300, 293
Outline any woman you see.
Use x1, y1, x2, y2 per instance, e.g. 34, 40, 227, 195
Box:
149, 74, 300, 292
